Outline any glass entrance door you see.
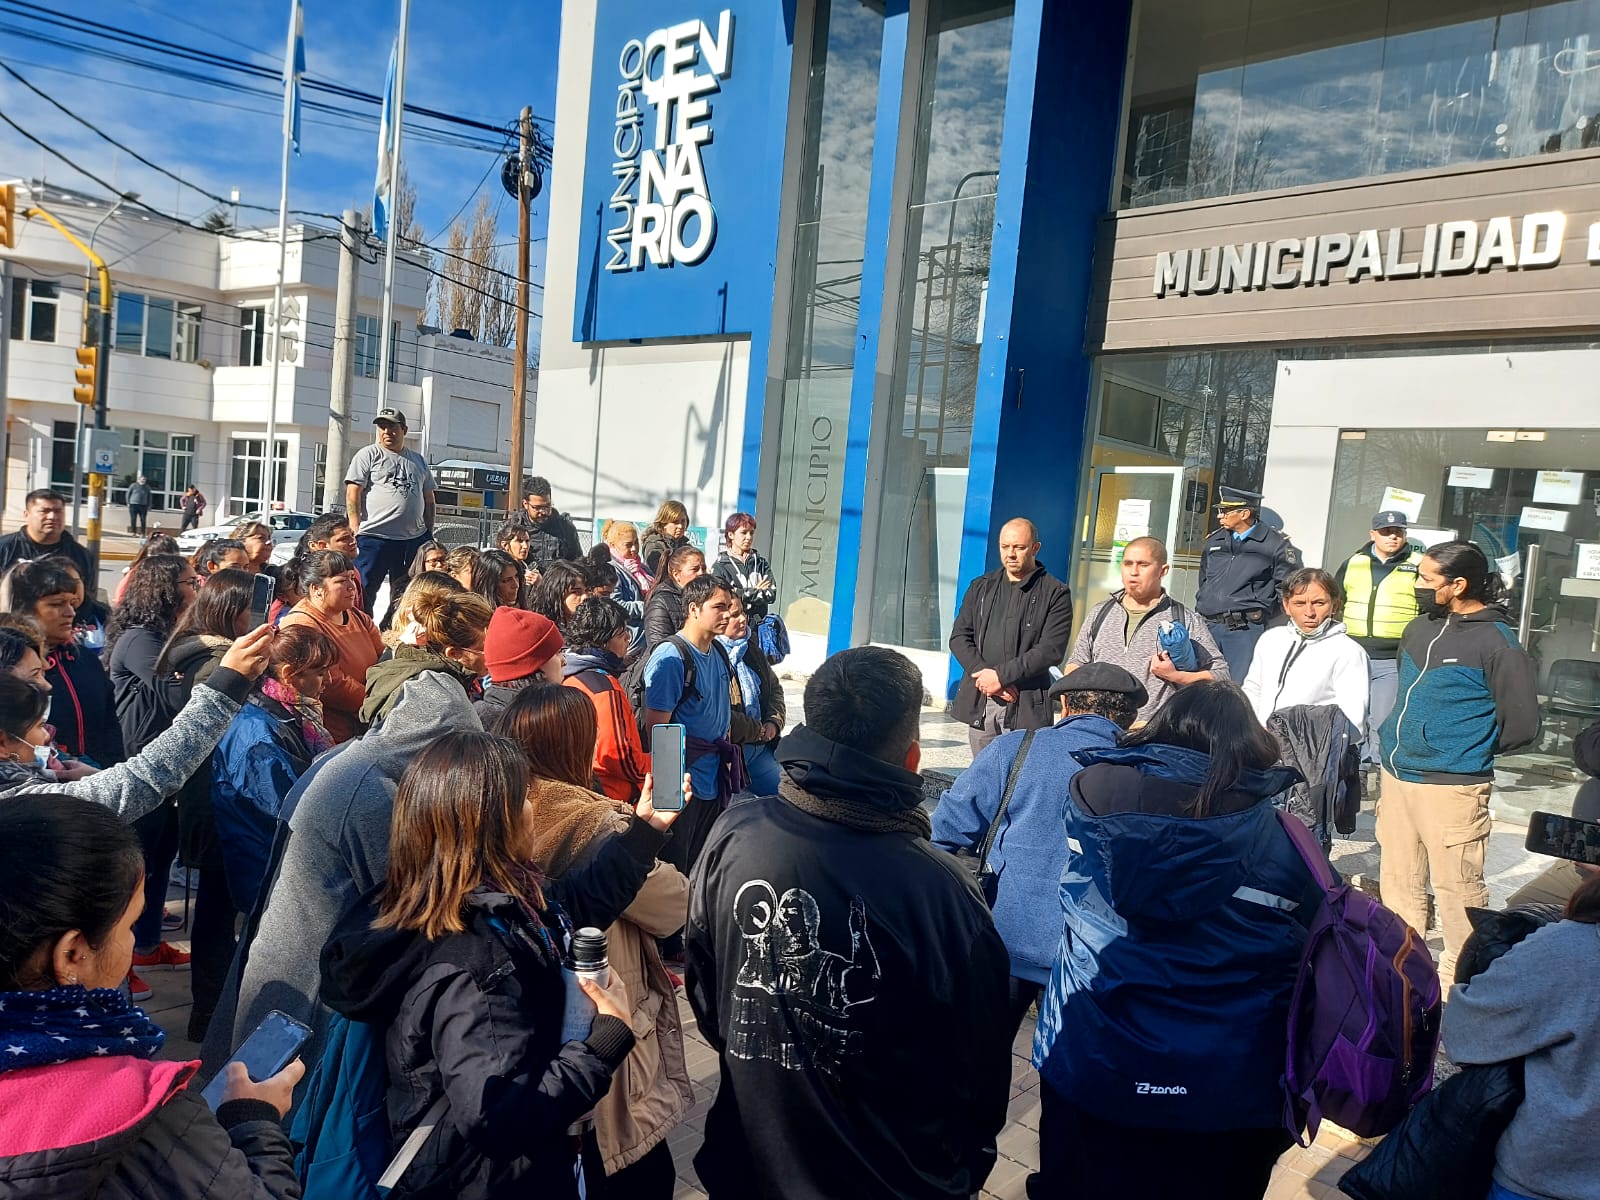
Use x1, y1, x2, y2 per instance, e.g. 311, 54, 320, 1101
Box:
1081, 466, 1185, 615
1327, 429, 1600, 804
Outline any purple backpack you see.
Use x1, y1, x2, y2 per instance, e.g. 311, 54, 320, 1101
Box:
1277, 812, 1442, 1144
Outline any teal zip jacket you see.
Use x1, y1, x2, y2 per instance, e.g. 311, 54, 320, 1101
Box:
1379, 607, 1539, 784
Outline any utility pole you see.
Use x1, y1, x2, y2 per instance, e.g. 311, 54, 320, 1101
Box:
0, 258, 11, 523
324, 209, 362, 514
508, 105, 533, 515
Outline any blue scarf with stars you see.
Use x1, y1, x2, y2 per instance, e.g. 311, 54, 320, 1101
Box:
0, 985, 166, 1072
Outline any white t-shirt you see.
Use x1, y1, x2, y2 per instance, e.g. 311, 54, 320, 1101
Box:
345, 444, 434, 540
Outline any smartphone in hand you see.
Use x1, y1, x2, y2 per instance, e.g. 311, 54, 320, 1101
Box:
650, 724, 687, 812
248, 572, 277, 629
1526, 810, 1600, 866
200, 1009, 311, 1111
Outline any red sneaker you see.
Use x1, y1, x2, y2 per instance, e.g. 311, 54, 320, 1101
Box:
127, 969, 152, 1001
131, 942, 191, 971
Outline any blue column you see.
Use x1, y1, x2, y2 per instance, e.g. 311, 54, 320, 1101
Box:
945, 0, 1134, 694
826, 0, 911, 652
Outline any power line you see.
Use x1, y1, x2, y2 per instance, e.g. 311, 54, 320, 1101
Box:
3, 1, 553, 136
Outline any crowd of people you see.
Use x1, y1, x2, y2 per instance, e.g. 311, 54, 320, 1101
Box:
0, 423, 1592, 1200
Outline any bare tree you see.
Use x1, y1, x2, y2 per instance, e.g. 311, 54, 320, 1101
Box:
362, 164, 426, 247
433, 194, 515, 346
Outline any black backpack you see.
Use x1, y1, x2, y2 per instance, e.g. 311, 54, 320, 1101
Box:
623, 635, 733, 741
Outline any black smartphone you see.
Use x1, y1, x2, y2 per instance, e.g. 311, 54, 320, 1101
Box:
650, 723, 687, 812
200, 1009, 311, 1110
248, 572, 277, 629
1525, 810, 1600, 866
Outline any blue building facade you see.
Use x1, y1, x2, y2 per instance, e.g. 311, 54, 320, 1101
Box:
542, 0, 1600, 720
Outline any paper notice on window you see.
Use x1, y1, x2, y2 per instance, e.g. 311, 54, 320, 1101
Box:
1531, 470, 1584, 506
1380, 486, 1425, 522
1113, 498, 1151, 546
1406, 527, 1457, 551
1447, 466, 1494, 489
1519, 506, 1570, 533
1576, 544, 1600, 582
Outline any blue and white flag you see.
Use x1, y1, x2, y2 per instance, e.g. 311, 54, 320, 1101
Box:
283, 0, 305, 155
373, 40, 398, 242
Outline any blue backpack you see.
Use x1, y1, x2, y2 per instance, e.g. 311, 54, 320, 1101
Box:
756, 613, 789, 665
291, 1011, 446, 1197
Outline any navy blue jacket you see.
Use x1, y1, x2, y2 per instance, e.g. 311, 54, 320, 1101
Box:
1378, 607, 1539, 784
1195, 523, 1300, 618
930, 714, 1123, 984
1033, 745, 1311, 1131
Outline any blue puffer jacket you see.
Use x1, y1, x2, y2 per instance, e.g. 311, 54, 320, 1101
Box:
930, 714, 1123, 984
1378, 607, 1539, 784
1033, 744, 1311, 1131
211, 695, 319, 913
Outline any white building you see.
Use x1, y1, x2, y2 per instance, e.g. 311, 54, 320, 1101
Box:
2, 182, 524, 525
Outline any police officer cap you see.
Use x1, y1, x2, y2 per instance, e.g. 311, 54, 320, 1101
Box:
1371, 510, 1409, 530
1048, 663, 1149, 708
1217, 486, 1262, 509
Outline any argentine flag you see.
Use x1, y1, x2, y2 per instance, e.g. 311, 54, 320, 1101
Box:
373, 41, 398, 242
283, 0, 305, 155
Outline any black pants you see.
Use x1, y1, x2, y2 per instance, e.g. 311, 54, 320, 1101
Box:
598, 1141, 675, 1200
128, 504, 149, 534
1032, 1086, 1291, 1200
188, 867, 239, 1043
131, 804, 180, 952
181, 511, 201, 532
354, 532, 426, 628
1008, 977, 1043, 1043
659, 792, 721, 878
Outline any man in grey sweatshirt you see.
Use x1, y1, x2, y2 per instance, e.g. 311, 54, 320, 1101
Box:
1443, 912, 1600, 1200
204, 670, 671, 1076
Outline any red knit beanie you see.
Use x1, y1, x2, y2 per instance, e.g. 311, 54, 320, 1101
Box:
484, 608, 564, 683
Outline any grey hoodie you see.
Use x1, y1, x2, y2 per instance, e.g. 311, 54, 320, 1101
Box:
0, 668, 251, 822
206, 671, 480, 1075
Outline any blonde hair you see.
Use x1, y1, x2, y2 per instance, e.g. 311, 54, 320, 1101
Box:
408, 588, 493, 652
384, 571, 465, 649
602, 519, 638, 548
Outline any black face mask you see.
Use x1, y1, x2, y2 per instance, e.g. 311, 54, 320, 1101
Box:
1414, 585, 1450, 619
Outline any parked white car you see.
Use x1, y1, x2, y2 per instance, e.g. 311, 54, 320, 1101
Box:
176, 509, 317, 565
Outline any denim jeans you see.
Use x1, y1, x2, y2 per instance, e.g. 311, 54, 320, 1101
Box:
1366, 657, 1400, 764
353, 532, 426, 626
742, 741, 782, 796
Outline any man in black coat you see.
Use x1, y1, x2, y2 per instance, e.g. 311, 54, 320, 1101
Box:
949, 517, 1074, 754
0, 489, 92, 578
515, 475, 584, 571
687, 647, 1012, 1200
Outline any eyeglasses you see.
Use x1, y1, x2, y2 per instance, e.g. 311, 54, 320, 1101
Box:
178, 576, 201, 589
525, 502, 551, 514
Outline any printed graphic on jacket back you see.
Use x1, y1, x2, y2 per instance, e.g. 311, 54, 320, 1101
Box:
728, 880, 880, 1080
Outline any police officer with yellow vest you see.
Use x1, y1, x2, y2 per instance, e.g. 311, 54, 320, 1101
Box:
1195, 486, 1300, 681
1333, 509, 1420, 764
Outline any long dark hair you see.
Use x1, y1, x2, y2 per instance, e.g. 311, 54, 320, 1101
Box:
582, 543, 618, 591
3, 559, 77, 617
0, 674, 50, 742
529, 560, 588, 628
284, 513, 352, 586
0, 796, 144, 990
1424, 540, 1506, 607
476, 549, 521, 609
1121, 681, 1281, 815
194, 538, 247, 576
106, 554, 190, 649
156, 567, 252, 672
295, 550, 354, 595
493, 685, 599, 789
375, 733, 538, 940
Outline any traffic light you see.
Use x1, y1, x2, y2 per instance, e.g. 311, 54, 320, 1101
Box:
73, 345, 98, 406
0, 184, 14, 249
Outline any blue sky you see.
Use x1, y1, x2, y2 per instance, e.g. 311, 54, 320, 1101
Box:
0, 0, 561, 337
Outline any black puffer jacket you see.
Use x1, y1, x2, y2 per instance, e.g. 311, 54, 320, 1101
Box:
0, 1059, 299, 1200
45, 641, 123, 767
320, 889, 635, 1200
640, 577, 686, 655
160, 634, 231, 869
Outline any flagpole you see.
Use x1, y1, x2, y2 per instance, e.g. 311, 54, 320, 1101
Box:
376, 0, 410, 413
265, 0, 301, 512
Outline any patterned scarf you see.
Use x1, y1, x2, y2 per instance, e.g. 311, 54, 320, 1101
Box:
260, 676, 334, 756
610, 546, 654, 594
0, 985, 165, 1072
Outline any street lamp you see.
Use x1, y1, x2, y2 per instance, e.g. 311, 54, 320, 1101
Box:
70, 192, 138, 536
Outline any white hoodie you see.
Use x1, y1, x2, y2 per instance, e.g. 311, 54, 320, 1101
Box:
1242, 619, 1370, 731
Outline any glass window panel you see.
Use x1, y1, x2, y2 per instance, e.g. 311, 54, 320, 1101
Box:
239, 306, 266, 366
7, 280, 22, 341
867, 0, 1015, 650
355, 314, 379, 378
175, 303, 202, 363
26, 281, 59, 343
145, 298, 174, 360
115, 292, 145, 353
1122, 0, 1600, 207
768, 0, 887, 640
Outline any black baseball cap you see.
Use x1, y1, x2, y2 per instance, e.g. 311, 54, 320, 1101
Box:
1048, 662, 1149, 708
374, 408, 408, 429
1371, 510, 1409, 530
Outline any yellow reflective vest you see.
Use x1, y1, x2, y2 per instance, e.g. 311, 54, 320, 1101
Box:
1341, 550, 1419, 642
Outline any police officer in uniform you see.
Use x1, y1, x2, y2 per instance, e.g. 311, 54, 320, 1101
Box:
1195, 486, 1300, 681
1333, 509, 1421, 765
